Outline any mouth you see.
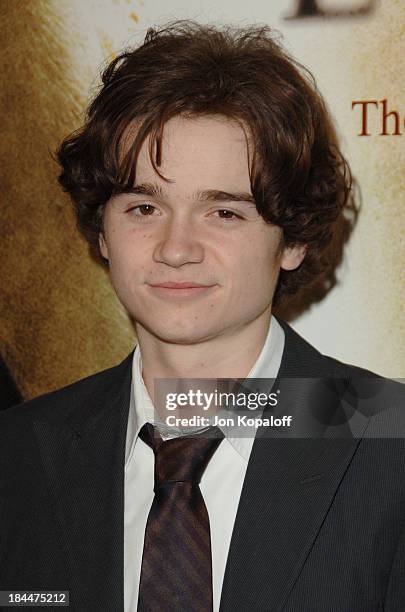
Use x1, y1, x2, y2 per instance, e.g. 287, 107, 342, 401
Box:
147, 282, 217, 298
150, 282, 213, 289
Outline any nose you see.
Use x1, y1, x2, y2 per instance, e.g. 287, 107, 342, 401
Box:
153, 218, 204, 267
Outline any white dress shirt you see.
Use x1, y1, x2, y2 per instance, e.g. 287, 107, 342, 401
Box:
124, 315, 285, 611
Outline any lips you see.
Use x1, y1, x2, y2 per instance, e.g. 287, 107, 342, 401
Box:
147, 281, 217, 299
149, 282, 213, 289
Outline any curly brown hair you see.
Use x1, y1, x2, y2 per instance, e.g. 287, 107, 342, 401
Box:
57, 21, 352, 304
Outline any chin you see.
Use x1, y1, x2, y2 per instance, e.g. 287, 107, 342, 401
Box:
137, 318, 221, 345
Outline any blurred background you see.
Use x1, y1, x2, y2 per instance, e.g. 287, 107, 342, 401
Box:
1, 0, 404, 407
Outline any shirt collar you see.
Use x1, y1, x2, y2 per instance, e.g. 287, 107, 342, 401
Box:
125, 315, 284, 467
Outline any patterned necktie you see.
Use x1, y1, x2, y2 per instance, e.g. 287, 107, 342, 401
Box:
137, 422, 224, 612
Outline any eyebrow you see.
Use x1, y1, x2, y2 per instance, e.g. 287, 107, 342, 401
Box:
121, 183, 256, 206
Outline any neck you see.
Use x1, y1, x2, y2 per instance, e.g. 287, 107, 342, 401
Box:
135, 311, 273, 402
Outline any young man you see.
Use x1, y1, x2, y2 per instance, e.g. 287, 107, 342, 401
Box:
1, 22, 404, 612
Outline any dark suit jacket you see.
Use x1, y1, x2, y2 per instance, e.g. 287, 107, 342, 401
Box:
1, 320, 405, 611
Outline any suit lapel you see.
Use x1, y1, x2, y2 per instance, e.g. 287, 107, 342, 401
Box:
219, 321, 369, 611
33, 353, 133, 612
219, 437, 363, 611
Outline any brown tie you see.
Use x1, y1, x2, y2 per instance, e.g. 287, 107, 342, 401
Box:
137, 422, 224, 612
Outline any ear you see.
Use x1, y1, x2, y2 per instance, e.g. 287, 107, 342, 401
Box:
280, 244, 306, 271
99, 232, 109, 260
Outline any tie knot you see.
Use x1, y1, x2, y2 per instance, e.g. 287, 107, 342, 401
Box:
139, 423, 224, 488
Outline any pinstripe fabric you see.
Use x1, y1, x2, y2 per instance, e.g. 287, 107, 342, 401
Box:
137, 423, 224, 612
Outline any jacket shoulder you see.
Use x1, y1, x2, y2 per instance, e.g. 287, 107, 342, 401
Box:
278, 317, 379, 378
0, 351, 134, 430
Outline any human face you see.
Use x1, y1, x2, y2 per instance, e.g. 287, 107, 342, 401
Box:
99, 115, 304, 345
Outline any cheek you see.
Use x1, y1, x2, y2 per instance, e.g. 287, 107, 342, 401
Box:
106, 243, 138, 292
230, 241, 279, 291
107, 230, 149, 270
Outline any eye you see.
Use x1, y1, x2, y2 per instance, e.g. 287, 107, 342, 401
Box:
214, 209, 243, 221
128, 204, 158, 217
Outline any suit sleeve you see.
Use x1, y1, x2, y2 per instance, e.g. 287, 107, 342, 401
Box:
384, 517, 405, 611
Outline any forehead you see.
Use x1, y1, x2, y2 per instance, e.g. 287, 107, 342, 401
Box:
133, 114, 253, 194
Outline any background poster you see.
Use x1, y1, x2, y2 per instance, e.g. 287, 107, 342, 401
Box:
0, 0, 404, 404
